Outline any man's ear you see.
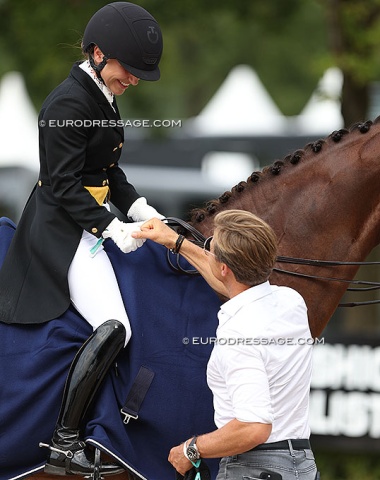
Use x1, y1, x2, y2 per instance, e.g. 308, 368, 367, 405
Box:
220, 263, 229, 278
220, 263, 237, 283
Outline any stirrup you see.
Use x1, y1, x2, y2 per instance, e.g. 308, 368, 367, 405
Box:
40, 442, 117, 478
84, 448, 104, 480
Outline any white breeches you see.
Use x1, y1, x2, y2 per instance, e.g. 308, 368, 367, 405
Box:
68, 229, 131, 346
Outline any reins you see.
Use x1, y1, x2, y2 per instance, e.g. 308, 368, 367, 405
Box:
164, 217, 205, 276
164, 217, 380, 308
274, 259, 380, 307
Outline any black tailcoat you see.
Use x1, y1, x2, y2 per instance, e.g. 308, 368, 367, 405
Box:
0, 64, 141, 324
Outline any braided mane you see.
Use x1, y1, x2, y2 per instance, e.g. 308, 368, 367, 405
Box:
189, 117, 380, 224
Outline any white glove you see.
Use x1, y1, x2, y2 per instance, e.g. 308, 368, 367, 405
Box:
127, 197, 164, 222
102, 218, 145, 253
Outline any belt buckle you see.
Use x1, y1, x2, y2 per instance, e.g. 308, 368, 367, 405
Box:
120, 409, 138, 424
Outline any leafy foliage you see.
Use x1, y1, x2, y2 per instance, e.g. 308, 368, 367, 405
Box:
316, 451, 380, 480
1, 0, 380, 126
0, 0, 328, 120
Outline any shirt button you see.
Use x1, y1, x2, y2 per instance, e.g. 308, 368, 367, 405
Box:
119, 142, 123, 148
38, 180, 42, 186
109, 163, 115, 168
113, 147, 118, 151
92, 227, 98, 234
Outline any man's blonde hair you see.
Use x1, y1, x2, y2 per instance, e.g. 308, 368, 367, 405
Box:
213, 210, 278, 286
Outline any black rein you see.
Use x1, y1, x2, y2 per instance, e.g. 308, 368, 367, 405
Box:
164, 217, 380, 308
274, 257, 380, 307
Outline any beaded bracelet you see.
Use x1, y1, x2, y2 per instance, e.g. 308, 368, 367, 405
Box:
170, 234, 185, 254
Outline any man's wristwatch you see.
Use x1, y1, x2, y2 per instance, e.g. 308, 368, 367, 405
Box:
184, 436, 200, 462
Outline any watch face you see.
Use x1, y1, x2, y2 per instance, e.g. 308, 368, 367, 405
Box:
186, 446, 200, 461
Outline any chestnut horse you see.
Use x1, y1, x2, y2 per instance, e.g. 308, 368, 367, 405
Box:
29, 119, 380, 479
186, 118, 380, 339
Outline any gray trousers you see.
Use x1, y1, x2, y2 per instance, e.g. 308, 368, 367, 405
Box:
216, 442, 317, 480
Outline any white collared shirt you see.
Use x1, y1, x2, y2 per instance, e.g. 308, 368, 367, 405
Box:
207, 281, 313, 442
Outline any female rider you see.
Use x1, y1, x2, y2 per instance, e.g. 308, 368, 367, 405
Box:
0, 2, 163, 476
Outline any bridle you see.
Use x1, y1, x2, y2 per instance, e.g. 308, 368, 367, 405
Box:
164, 217, 380, 308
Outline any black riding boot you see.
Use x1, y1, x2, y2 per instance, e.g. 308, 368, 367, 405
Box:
41, 319, 126, 476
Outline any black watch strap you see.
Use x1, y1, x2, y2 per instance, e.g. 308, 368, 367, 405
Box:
189, 435, 198, 448
186, 435, 200, 462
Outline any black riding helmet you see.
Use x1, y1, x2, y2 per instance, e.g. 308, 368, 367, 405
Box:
82, 2, 163, 81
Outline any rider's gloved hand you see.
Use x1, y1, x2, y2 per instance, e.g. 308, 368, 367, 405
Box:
102, 217, 145, 253
127, 197, 164, 222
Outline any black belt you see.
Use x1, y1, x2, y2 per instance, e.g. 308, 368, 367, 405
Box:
251, 439, 311, 451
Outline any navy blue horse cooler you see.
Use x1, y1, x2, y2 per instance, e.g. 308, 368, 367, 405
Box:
0, 217, 221, 480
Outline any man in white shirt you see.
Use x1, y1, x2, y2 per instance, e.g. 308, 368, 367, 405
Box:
132, 210, 318, 480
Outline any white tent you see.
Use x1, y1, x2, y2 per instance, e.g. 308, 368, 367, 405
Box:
185, 64, 287, 136
0, 71, 39, 171
293, 67, 344, 135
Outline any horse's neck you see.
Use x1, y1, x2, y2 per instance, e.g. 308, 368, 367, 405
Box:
191, 123, 380, 338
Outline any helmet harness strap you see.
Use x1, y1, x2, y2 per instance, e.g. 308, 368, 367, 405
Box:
88, 53, 108, 82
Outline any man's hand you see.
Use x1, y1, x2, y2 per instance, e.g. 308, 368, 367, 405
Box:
133, 218, 229, 297
131, 217, 178, 249
168, 443, 192, 476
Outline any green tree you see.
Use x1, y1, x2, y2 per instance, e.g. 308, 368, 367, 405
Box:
6, 0, 380, 128
0, 0, 328, 123
0, 0, 105, 107
320, 0, 380, 125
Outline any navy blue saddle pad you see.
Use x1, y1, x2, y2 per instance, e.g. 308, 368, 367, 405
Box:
0, 217, 221, 480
